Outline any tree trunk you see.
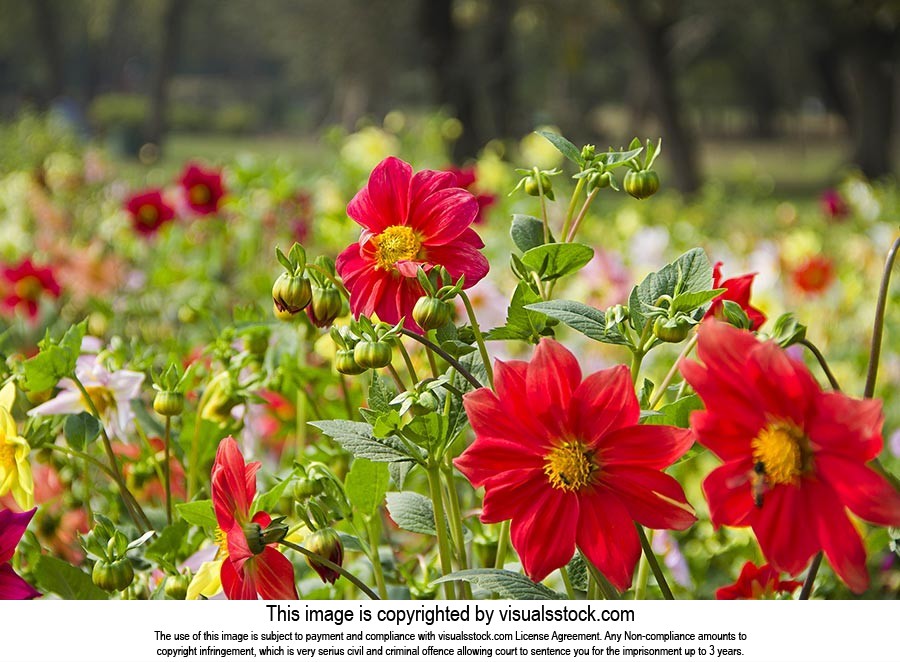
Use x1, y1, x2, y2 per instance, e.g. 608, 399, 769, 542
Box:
619, 0, 701, 195
145, 0, 189, 149
483, 0, 516, 140
32, 0, 65, 103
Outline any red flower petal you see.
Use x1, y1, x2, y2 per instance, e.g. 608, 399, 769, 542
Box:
569, 365, 639, 446
816, 455, 900, 527
0, 508, 36, 564
526, 339, 581, 436
462, 388, 547, 449
212, 437, 258, 530
702, 460, 756, 528
478, 469, 550, 523
600, 466, 696, 530
510, 489, 579, 582
576, 488, 641, 592
221, 556, 258, 600
424, 242, 490, 285
347, 157, 412, 233
751, 483, 820, 578
454, 438, 545, 489
807, 392, 883, 462
0, 565, 41, 600
597, 424, 693, 470
415, 188, 478, 245
247, 547, 298, 600
807, 479, 869, 593
409, 168, 457, 205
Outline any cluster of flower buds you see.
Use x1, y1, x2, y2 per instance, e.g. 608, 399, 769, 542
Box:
81, 515, 153, 593
411, 267, 464, 331
330, 317, 403, 375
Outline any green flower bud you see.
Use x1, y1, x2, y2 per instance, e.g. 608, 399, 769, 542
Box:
353, 340, 392, 370
653, 317, 691, 343
153, 391, 184, 417
305, 528, 344, 585
273, 272, 312, 314
624, 170, 660, 200
588, 171, 612, 191
92, 558, 134, 592
523, 173, 553, 198
412, 296, 451, 331
293, 477, 324, 501
164, 573, 191, 600
334, 349, 366, 375
307, 286, 343, 328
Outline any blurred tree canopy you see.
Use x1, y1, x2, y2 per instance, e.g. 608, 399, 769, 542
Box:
0, 0, 897, 188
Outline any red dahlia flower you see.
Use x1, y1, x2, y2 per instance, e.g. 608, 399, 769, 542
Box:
211, 436, 297, 600
681, 321, 900, 593
0, 507, 40, 599
178, 162, 225, 215
705, 261, 766, 331
125, 189, 175, 236
716, 561, 801, 600
1, 258, 61, 321
336, 157, 489, 330
454, 339, 695, 589
819, 189, 848, 220
791, 255, 835, 295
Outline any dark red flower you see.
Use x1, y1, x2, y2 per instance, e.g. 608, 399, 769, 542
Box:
1, 258, 61, 321
0, 507, 40, 599
336, 157, 489, 331
454, 339, 695, 589
681, 320, 900, 593
705, 261, 766, 330
178, 163, 225, 216
791, 255, 835, 295
125, 189, 175, 236
820, 189, 848, 220
211, 436, 297, 600
448, 165, 496, 224
716, 561, 801, 600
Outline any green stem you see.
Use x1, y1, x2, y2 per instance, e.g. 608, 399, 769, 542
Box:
459, 290, 494, 389
534, 167, 550, 245
441, 461, 472, 599
296, 332, 308, 453
280, 540, 380, 600
635, 524, 674, 600
799, 339, 842, 392
864, 235, 900, 399
386, 364, 407, 391
71, 376, 149, 532
339, 374, 355, 420
583, 556, 620, 600
305, 263, 351, 300
187, 387, 211, 499
163, 415, 173, 525
559, 566, 576, 599
634, 549, 650, 600
425, 331, 441, 379
367, 517, 389, 599
565, 188, 600, 243
427, 464, 457, 599
630, 351, 645, 386
494, 520, 510, 569
396, 340, 420, 384
798, 552, 822, 600
400, 329, 483, 389
648, 333, 698, 409
560, 176, 586, 244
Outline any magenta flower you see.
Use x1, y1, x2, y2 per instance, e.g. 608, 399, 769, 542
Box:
0, 508, 40, 599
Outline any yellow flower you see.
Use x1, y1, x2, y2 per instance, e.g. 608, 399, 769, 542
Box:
0, 383, 34, 510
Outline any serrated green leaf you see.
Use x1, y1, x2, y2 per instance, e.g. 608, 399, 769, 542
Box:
366, 374, 394, 415
535, 130, 582, 166
670, 288, 726, 315
309, 420, 415, 463
486, 282, 552, 343
175, 500, 217, 529
433, 569, 565, 600
345, 458, 389, 518
34, 556, 108, 600
566, 553, 589, 592
524, 300, 630, 347
385, 491, 437, 535
510, 214, 553, 253
521, 243, 594, 281
388, 460, 415, 490
63, 412, 101, 451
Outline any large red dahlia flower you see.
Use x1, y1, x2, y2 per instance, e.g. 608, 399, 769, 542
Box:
705, 261, 766, 331
125, 189, 175, 237
1, 258, 61, 321
681, 320, 900, 593
212, 436, 297, 600
454, 339, 695, 590
336, 157, 489, 330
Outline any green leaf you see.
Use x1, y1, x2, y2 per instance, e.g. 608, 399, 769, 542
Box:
388, 460, 415, 490
345, 458, 389, 518
34, 556, 108, 600
670, 288, 726, 315
145, 520, 190, 562
22, 321, 87, 392
175, 500, 217, 529
600, 146, 643, 168
366, 374, 394, 415
630, 248, 713, 331
521, 243, 594, 281
525, 300, 630, 347
510, 214, 553, 253
641, 394, 703, 428
385, 491, 437, 536
433, 569, 565, 600
487, 282, 553, 343
63, 412, 101, 451
566, 553, 589, 592
256, 474, 295, 513
309, 420, 415, 463
535, 130, 582, 166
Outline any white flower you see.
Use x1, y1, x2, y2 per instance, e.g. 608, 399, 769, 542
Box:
27, 355, 144, 440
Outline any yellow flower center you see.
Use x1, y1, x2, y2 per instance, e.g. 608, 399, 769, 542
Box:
0, 441, 14, 469
373, 226, 422, 270
214, 527, 229, 559
14, 276, 43, 301
544, 440, 596, 492
751, 422, 808, 486
137, 204, 159, 226
190, 184, 211, 205
82, 386, 116, 417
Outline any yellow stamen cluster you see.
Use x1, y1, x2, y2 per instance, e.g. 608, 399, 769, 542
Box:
0, 442, 14, 469
751, 422, 808, 485
82, 386, 116, 416
190, 184, 211, 205
14, 276, 44, 300
137, 204, 159, 225
544, 441, 596, 492
373, 225, 422, 270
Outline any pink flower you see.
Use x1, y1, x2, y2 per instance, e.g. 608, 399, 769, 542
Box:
125, 189, 175, 236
